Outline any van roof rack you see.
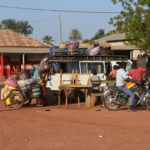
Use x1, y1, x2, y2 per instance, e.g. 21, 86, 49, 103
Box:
48, 54, 128, 63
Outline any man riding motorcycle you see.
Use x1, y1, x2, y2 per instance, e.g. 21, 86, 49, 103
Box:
116, 62, 135, 112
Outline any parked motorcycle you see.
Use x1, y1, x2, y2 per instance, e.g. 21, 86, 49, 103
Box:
103, 80, 150, 111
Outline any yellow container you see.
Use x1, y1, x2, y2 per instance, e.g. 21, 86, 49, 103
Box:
126, 82, 136, 89
5, 98, 11, 105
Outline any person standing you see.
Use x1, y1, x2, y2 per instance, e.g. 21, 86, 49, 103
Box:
116, 62, 135, 112
32, 65, 40, 81
30, 63, 35, 77
109, 65, 118, 79
127, 61, 146, 83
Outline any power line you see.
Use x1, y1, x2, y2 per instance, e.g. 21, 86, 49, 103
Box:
0, 5, 120, 14
31, 16, 56, 23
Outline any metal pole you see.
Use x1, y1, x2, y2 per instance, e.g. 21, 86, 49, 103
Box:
22, 54, 25, 70
59, 15, 62, 44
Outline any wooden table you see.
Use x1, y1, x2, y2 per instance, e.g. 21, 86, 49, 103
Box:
58, 84, 91, 107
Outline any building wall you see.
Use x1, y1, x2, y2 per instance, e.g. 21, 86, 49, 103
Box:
1, 53, 49, 76
109, 41, 141, 59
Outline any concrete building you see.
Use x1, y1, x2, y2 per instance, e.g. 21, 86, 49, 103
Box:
0, 30, 50, 77
95, 33, 141, 60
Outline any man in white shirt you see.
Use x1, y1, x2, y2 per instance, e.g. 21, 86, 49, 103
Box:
116, 62, 135, 112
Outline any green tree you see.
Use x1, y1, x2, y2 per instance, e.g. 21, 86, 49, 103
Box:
42, 35, 54, 45
0, 19, 33, 36
109, 0, 150, 51
69, 29, 82, 41
91, 29, 105, 40
17, 21, 33, 36
82, 39, 94, 44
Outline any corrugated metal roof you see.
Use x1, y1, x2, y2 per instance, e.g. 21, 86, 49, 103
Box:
95, 33, 125, 42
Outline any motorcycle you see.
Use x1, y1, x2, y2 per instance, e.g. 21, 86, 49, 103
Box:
103, 79, 150, 111
1, 88, 24, 109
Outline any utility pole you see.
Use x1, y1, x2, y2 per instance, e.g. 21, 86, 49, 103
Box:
59, 15, 62, 44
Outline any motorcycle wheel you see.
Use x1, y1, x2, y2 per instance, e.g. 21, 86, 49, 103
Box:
23, 99, 32, 106
145, 95, 150, 110
9, 92, 24, 109
104, 93, 120, 111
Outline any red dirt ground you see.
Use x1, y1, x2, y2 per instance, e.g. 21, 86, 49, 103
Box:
0, 101, 150, 150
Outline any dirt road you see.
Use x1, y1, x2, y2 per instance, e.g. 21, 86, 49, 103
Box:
0, 102, 150, 150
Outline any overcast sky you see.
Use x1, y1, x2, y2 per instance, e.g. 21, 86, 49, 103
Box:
0, 0, 122, 44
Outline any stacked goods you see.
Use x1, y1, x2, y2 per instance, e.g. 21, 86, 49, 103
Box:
1, 85, 16, 105
99, 40, 112, 56
1, 74, 18, 105
18, 78, 37, 91
52, 48, 68, 56
87, 46, 99, 56
4, 74, 19, 88
40, 58, 50, 73
66, 41, 79, 55
1, 85, 12, 100
18, 70, 31, 80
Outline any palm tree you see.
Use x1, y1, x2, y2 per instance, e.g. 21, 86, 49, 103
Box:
42, 35, 54, 45
69, 29, 82, 42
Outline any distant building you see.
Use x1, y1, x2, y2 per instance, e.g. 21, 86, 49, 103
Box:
0, 30, 50, 76
95, 33, 141, 60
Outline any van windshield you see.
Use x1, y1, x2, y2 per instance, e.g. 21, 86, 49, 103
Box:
80, 62, 104, 73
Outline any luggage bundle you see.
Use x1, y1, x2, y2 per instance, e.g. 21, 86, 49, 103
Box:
0, 85, 13, 100
18, 70, 31, 80
39, 58, 50, 73
66, 41, 79, 55
52, 48, 68, 56
4, 74, 19, 88
18, 78, 37, 91
1, 74, 18, 102
87, 46, 100, 56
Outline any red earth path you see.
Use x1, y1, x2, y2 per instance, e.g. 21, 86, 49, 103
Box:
0, 102, 150, 150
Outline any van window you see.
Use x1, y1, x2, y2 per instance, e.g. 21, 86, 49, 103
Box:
87, 63, 104, 73
81, 63, 87, 73
105, 62, 112, 75
67, 62, 79, 73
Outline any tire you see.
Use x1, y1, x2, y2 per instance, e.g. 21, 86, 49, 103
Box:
23, 99, 32, 106
145, 95, 150, 110
104, 92, 120, 111
9, 92, 24, 109
23, 91, 32, 106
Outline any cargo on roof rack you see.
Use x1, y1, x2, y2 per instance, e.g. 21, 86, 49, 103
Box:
48, 54, 127, 63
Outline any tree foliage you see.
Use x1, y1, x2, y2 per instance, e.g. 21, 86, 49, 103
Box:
91, 29, 105, 40
82, 28, 105, 44
0, 19, 33, 36
69, 29, 82, 42
82, 39, 94, 44
42, 35, 54, 45
110, 0, 150, 51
